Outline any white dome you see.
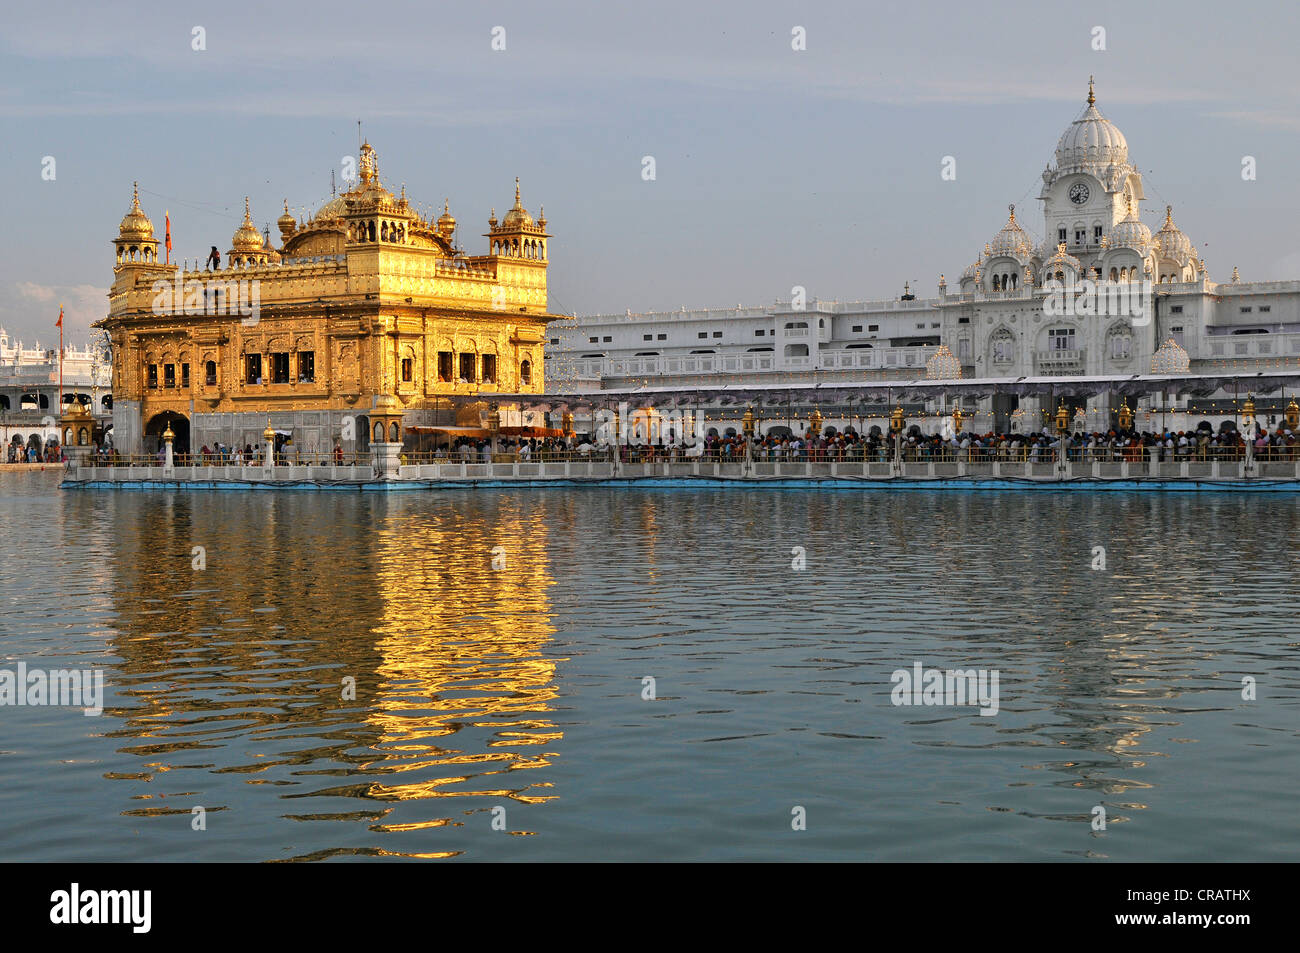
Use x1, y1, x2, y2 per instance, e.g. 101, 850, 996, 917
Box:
987, 205, 1033, 258
960, 260, 981, 281
1055, 87, 1128, 169
1109, 197, 1152, 251
1151, 338, 1190, 374
1155, 206, 1193, 261
926, 345, 963, 380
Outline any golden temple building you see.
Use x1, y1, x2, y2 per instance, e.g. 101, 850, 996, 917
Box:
100, 142, 558, 454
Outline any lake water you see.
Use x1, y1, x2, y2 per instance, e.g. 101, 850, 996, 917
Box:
2, 470, 1298, 861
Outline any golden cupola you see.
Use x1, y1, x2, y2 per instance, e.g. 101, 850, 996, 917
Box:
118, 182, 154, 240
436, 199, 456, 239
277, 199, 296, 244
489, 178, 547, 260
231, 197, 264, 252
501, 178, 534, 228
114, 182, 160, 264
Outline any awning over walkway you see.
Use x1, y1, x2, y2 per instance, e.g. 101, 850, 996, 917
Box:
465, 370, 1300, 410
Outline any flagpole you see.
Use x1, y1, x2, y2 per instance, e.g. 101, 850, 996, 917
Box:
58, 304, 64, 417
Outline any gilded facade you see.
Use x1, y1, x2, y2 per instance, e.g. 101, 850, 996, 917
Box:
100, 142, 557, 453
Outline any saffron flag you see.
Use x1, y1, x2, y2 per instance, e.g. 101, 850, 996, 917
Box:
56, 306, 63, 329
165, 210, 172, 264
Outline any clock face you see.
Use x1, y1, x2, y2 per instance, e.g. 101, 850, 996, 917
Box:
1069, 182, 1090, 205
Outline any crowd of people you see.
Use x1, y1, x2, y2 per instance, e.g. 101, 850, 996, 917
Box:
5, 440, 64, 464
424, 423, 1299, 465
73, 421, 1300, 468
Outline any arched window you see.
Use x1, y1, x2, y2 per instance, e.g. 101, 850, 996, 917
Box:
993, 274, 1001, 291
520, 359, 532, 384
205, 360, 217, 385
1010, 273, 1018, 289
388, 422, 400, 442
373, 422, 384, 442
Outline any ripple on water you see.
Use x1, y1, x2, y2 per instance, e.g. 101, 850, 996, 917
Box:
0, 479, 1298, 860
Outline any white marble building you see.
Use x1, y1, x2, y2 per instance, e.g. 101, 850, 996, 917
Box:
0, 327, 112, 453
548, 81, 1298, 435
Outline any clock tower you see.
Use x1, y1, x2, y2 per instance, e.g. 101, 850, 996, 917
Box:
1038, 78, 1143, 273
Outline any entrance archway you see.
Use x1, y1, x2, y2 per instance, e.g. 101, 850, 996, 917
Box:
145, 411, 190, 455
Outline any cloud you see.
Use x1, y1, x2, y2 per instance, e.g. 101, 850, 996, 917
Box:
1205, 110, 1300, 132
9, 282, 107, 341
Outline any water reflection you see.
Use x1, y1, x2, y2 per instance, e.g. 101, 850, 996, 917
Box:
5, 473, 1298, 861
98, 491, 559, 859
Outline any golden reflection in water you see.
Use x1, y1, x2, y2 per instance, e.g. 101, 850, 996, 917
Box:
97, 492, 563, 851
361, 498, 561, 818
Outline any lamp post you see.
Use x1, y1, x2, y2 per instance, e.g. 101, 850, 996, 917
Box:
162, 422, 175, 472
1242, 394, 1256, 477
1117, 398, 1133, 432
1054, 401, 1070, 476
890, 404, 905, 474
742, 405, 756, 472
1285, 397, 1299, 432
263, 418, 276, 469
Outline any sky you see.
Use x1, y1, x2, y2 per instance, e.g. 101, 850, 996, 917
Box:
3, 0, 1300, 345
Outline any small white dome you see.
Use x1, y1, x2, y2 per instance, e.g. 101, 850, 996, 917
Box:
1155, 206, 1193, 261
987, 205, 1033, 258
1151, 338, 1190, 374
1109, 197, 1152, 252
926, 344, 963, 380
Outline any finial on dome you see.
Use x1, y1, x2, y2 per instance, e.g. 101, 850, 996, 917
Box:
1164, 205, 1174, 227
243, 196, 252, 224
132, 181, 140, 208
444, 198, 450, 213
1008, 203, 1015, 223
1087, 75, 1095, 106
514, 177, 522, 206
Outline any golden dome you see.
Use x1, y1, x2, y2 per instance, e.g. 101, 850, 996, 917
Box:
118, 182, 154, 240
436, 198, 456, 236
277, 199, 295, 229
231, 197, 264, 251
313, 194, 348, 220
501, 177, 534, 228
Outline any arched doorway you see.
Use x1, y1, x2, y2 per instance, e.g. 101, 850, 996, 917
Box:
145, 411, 190, 455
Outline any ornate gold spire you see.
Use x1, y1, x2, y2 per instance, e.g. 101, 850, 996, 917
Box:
1007, 203, 1015, 224
1164, 205, 1174, 228
1087, 75, 1095, 106
118, 180, 155, 239
231, 196, 263, 251
501, 178, 534, 228
436, 197, 456, 238
359, 140, 377, 185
